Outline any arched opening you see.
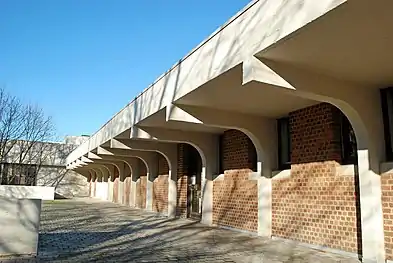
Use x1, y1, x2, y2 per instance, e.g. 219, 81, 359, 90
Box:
218, 129, 258, 174
272, 102, 361, 255
153, 152, 170, 214
176, 143, 203, 219
214, 129, 259, 232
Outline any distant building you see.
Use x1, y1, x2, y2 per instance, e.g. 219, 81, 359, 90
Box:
0, 135, 90, 198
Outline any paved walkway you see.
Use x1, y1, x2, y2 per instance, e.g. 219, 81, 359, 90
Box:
1, 199, 360, 262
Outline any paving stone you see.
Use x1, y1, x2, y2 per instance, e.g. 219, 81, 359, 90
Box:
1, 199, 361, 262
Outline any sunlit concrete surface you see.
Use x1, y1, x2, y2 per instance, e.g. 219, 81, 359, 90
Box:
0, 199, 360, 263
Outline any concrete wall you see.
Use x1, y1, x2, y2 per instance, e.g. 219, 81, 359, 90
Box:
0, 185, 54, 200
36, 167, 89, 198
0, 198, 41, 255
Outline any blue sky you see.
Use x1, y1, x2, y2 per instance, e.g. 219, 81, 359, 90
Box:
0, 0, 250, 140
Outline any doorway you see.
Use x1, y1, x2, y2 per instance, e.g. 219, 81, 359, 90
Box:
186, 145, 202, 219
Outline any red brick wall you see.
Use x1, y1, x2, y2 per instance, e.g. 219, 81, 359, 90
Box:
113, 167, 119, 203
136, 160, 147, 209
153, 154, 169, 213
122, 163, 131, 204
213, 129, 258, 232
88, 173, 92, 197
177, 143, 189, 217
92, 172, 96, 197
272, 103, 360, 254
124, 177, 131, 206
382, 174, 393, 260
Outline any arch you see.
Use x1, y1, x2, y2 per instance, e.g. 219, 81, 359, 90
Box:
218, 129, 258, 173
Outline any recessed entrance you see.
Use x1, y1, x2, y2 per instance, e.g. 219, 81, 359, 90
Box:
186, 145, 202, 219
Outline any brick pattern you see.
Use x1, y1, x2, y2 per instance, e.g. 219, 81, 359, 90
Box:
153, 154, 169, 213
382, 174, 393, 260
272, 103, 360, 254
93, 172, 96, 197
213, 129, 258, 232
113, 167, 119, 203
88, 173, 92, 197
136, 160, 147, 209
124, 177, 131, 206
123, 164, 132, 204
177, 143, 189, 218
113, 178, 119, 203
290, 103, 342, 164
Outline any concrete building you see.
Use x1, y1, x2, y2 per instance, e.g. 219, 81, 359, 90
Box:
1, 136, 89, 198
66, 1, 393, 262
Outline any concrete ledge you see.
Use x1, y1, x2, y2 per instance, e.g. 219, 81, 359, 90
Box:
381, 162, 393, 174
0, 185, 54, 200
271, 169, 291, 180
0, 198, 42, 256
337, 164, 355, 176
213, 174, 225, 181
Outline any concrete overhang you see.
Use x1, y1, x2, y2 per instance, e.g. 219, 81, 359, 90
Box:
259, 0, 393, 88
66, 0, 347, 164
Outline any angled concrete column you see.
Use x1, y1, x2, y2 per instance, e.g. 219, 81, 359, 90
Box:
110, 139, 178, 217
130, 126, 219, 225
251, 58, 386, 262
96, 147, 158, 212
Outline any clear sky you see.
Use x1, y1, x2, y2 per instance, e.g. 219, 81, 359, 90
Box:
0, 0, 250, 140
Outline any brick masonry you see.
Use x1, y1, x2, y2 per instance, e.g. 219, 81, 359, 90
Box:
213, 129, 258, 232
113, 167, 119, 203
382, 173, 393, 260
153, 154, 169, 214
177, 143, 189, 218
136, 160, 147, 209
272, 103, 360, 254
123, 163, 132, 205
124, 177, 131, 206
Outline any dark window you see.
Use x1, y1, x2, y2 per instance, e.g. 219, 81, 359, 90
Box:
340, 113, 357, 165
381, 87, 393, 161
277, 117, 291, 169
218, 134, 224, 174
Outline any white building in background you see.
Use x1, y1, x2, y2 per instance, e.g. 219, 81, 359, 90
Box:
0, 135, 90, 198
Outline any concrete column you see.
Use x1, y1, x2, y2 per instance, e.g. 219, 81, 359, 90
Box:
108, 165, 114, 202
145, 154, 158, 212
130, 159, 139, 207
258, 177, 272, 237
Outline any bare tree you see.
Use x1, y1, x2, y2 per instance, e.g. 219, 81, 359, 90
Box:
0, 88, 55, 185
